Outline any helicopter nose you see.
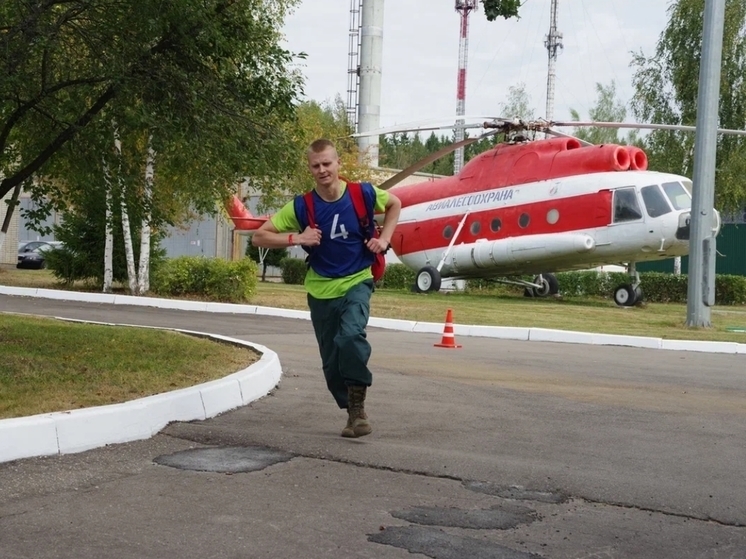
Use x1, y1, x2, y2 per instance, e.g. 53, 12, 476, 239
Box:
675, 210, 721, 241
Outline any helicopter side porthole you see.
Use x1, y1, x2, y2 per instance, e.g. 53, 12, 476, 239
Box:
546, 209, 560, 224
518, 213, 531, 228
443, 225, 454, 239
490, 218, 502, 233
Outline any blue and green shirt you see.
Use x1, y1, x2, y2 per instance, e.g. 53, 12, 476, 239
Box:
271, 182, 389, 299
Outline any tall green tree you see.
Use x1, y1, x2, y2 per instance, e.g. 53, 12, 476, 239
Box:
570, 81, 637, 145
630, 0, 746, 212
481, 0, 522, 21
252, 96, 376, 213
1, 0, 303, 249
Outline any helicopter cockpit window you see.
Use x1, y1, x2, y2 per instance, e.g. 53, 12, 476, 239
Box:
641, 185, 671, 218
613, 188, 643, 223
661, 181, 692, 211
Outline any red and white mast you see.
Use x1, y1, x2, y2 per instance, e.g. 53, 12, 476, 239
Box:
453, 0, 477, 175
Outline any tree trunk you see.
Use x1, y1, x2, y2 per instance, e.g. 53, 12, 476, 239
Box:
114, 132, 138, 295
102, 158, 114, 293
137, 135, 154, 295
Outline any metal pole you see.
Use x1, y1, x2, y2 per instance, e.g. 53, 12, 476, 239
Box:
686, 0, 726, 328
357, 0, 384, 167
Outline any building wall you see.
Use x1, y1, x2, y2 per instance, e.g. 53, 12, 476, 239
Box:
0, 191, 20, 264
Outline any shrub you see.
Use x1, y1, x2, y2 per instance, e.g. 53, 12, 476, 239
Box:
43, 246, 88, 286
462, 270, 746, 305
380, 263, 416, 290
151, 256, 258, 302
279, 257, 307, 285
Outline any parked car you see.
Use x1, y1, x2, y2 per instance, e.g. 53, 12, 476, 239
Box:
17, 241, 62, 269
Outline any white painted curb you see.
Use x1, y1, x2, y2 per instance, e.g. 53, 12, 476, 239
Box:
1, 284, 745, 355
0, 319, 282, 464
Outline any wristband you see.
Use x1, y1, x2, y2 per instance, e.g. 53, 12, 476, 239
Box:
288, 234, 295, 246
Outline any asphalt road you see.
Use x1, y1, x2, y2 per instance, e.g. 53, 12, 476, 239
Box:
1, 294, 745, 559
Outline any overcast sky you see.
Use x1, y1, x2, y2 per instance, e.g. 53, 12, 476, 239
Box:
281, 0, 672, 133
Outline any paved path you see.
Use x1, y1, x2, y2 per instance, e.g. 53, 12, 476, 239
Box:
1, 295, 745, 559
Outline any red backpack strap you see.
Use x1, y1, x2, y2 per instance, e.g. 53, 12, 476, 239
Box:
347, 182, 373, 234
303, 191, 316, 228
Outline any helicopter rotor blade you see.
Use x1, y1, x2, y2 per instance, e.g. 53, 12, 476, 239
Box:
377, 129, 501, 191
351, 119, 500, 139
550, 120, 746, 137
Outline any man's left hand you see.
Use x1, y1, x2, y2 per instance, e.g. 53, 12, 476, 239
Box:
366, 237, 390, 254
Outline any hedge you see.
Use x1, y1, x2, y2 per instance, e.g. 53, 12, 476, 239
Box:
151, 256, 258, 302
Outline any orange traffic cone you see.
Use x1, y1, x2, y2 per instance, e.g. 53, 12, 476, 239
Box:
434, 308, 462, 349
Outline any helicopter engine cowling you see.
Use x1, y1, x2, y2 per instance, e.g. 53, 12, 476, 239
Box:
626, 146, 648, 170
550, 144, 631, 176
448, 233, 596, 274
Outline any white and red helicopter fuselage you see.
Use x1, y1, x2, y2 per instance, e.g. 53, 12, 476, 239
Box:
378, 136, 722, 305
228, 136, 719, 305
393, 169, 694, 277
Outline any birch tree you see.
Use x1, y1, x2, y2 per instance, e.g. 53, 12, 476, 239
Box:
630, 0, 746, 212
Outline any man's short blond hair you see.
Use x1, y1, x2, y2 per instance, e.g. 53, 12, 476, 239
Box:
307, 138, 338, 158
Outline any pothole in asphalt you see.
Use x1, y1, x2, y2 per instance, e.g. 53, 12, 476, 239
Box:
153, 446, 293, 473
369, 526, 544, 559
391, 504, 538, 530
463, 481, 568, 504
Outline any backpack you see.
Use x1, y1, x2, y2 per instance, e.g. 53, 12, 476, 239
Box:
302, 182, 386, 283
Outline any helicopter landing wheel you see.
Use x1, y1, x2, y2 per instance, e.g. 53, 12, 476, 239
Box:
532, 273, 559, 297
414, 266, 441, 293
613, 284, 638, 307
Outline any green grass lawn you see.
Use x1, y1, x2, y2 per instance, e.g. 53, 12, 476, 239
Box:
250, 282, 746, 343
0, 314, 258, 419
3, 266, 746, 343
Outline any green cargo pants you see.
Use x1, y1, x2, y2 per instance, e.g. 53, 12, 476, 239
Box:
307, 280, 374, 409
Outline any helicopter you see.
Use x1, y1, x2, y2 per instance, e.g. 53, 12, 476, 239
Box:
226, 118, 746, 306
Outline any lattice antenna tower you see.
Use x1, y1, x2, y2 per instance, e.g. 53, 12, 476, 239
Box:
454, 0, 478, 175
346, 0, 363, 131
544, 0, 563, 122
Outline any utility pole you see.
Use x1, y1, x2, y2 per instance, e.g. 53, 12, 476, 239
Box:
454, 0, 477, 175
544, 0, 563, 123
686, 0, 726, 328
357, 0, 384, 167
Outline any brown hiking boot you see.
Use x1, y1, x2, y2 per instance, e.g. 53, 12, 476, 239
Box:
341, 385, 372, 438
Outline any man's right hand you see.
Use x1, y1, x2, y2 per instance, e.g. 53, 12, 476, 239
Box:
297, 226, 322, 247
